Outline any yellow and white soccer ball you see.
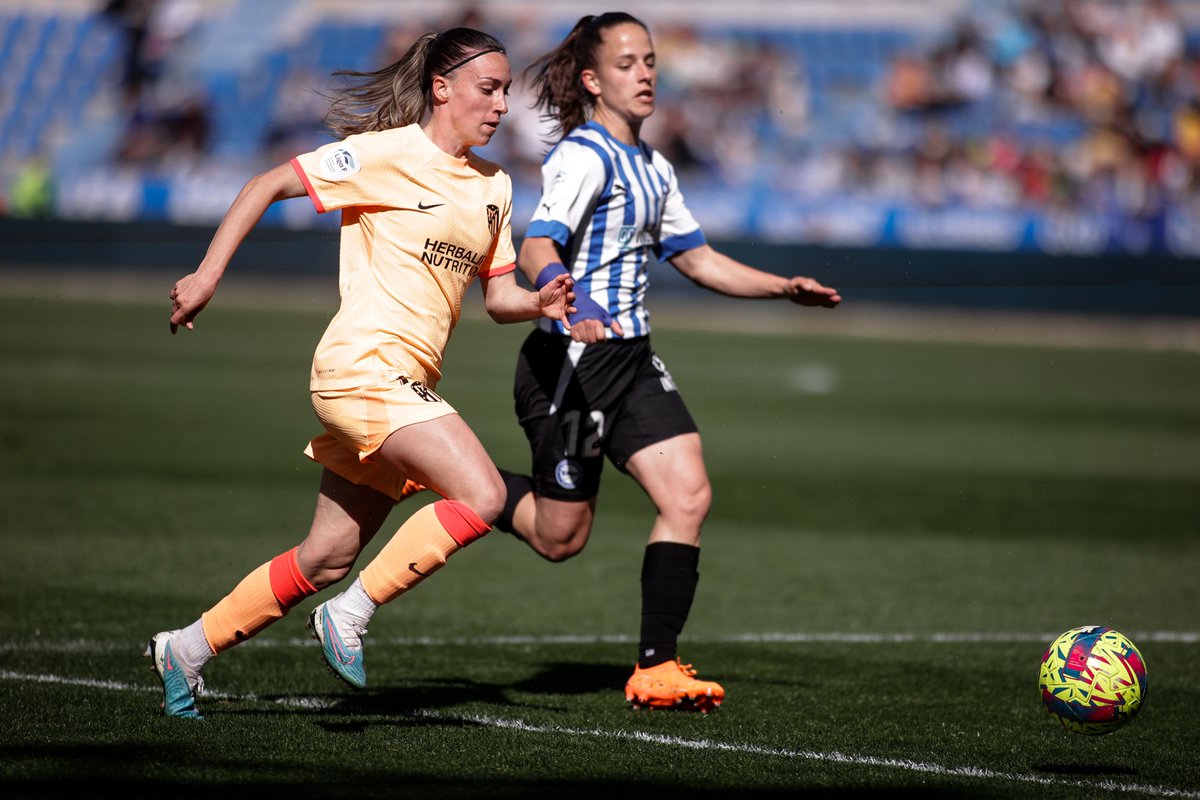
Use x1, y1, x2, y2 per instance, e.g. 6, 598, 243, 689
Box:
1038, 626, 1147, 735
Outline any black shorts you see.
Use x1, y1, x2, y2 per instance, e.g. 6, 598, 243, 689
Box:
512, 329, 698, 501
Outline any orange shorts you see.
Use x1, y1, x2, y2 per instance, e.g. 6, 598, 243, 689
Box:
305, 376, 457, 500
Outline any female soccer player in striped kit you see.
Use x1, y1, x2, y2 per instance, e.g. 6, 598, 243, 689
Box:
495, 12, 841, 711
145, 27, 575, 719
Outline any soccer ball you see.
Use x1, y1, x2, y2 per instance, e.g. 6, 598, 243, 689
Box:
1038, 626, 1147, 735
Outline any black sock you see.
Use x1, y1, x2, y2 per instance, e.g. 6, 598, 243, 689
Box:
637, 542, 700, 669
496, 469, 534, 535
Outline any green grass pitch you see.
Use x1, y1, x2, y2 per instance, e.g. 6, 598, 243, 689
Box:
0, 286, 1197, 798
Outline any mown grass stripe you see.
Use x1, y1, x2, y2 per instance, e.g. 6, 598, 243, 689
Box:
1, 669, 1195, 799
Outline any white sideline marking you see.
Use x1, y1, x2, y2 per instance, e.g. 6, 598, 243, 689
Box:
0, 668, 1196, 799
0, 669, 332, 708
419, 711, 1200, 799
3, 630, 1198, 653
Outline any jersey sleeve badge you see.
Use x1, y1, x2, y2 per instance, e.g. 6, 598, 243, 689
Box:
320, 145, 361, 181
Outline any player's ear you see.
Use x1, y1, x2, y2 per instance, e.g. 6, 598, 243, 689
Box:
432, 74, 451, 103
580, 69, 601, 97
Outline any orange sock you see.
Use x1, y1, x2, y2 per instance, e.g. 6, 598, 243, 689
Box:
359, 499, 490, 605
201, 546, 317, 653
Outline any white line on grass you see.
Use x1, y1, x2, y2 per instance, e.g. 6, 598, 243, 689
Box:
0, 669, 332, 708
415, 710, 1200, 799
1, 669, 1196, 799
4, 630, 1198, 653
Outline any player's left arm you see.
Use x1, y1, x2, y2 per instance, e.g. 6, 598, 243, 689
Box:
668, 244, 842, 308
479, 269, 576, 326
476, 172, 575, 326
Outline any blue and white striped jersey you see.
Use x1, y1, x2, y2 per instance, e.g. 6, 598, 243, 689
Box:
526, 121, 706, 338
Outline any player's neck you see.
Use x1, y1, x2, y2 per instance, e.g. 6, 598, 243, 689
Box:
420, 119, 472, 161
591, 108, 640, 146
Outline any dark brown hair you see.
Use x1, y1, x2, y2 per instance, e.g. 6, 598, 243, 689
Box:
523, 12, 648, 143
324, 27, 506, 139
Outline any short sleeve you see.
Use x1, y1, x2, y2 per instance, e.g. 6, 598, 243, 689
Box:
525, 140, 608, 246
291, 132, 397, 214
654, 153, 705, 260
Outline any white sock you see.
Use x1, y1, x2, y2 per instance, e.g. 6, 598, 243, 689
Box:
332, 576, 378, 624
178, 618, 214, 671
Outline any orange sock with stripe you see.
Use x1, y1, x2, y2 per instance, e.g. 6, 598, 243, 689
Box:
359, 499, 490, 605
201, 546, 317, 653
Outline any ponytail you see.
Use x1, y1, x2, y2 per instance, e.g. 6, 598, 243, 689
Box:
524, 12, 646, 145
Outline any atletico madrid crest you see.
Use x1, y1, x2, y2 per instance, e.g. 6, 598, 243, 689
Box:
487, 204, 499, 237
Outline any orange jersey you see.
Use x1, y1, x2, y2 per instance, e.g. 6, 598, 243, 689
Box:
292, 124, 516, 391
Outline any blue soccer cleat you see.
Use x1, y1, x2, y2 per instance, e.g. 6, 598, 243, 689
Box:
145, 630, 205, 720
307, 601, 368, 689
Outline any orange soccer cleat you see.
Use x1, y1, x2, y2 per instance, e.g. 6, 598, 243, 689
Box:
625, 658, 724, 712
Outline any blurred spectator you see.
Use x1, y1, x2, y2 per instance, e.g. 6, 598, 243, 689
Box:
140, 0, 204, 82
102, 0, 202, 104
103, 0, 156, 103
885, 52, 944, 111
1096, 0, 1185, 82
913, 123, 954, 206
118, 84, 212, 170
8, 155, 55, 219
1064, 59, 1128, 125
1173, 100, 1200, 162
935, 20, 995, 105
1014, 143, 1063, 206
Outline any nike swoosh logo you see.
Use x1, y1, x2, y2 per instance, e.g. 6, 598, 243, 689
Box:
408, 562, 430, 577
323, 616, 357, 665
418, 202, 444, 210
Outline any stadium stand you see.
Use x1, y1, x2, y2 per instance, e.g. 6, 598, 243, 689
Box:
3, 0, 1200, 256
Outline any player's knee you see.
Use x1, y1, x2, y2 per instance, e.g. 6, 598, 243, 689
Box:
667, 479, 712, 527
531, 517, 591, 562
454, 475, 506, 527
536, 536, 587, 563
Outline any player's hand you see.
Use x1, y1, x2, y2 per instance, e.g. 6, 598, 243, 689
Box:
563, 287, 624, 342
785, 276, 841, 308
569, 317, 624, 343
538, 273, 576, 329
169, 271, 219, 334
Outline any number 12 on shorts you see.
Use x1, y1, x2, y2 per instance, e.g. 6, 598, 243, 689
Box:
560, 409, 605, 457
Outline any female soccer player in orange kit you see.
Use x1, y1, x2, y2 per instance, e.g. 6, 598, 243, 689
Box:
146, 26, 575, 719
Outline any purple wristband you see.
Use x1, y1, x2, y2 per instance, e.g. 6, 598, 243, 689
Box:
567, 291, 612, 326
534, 261, 612, 327
535, 262, 569, 289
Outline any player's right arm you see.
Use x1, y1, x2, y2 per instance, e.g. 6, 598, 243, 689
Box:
170, 162, 307, 334
518, 236, 624, 343
518, 142, 623, 342
515, 234, 563, 287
